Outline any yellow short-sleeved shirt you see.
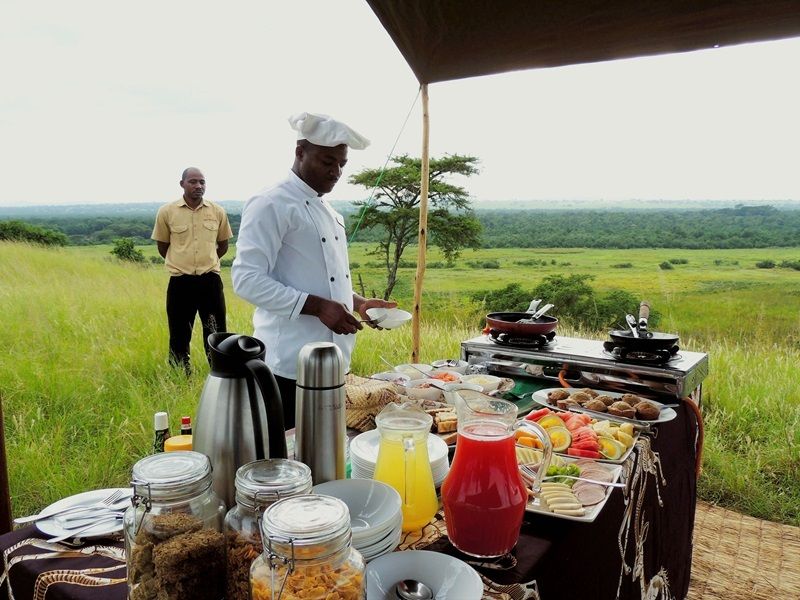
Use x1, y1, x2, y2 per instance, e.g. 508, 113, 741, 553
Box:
151, 198, 233, 276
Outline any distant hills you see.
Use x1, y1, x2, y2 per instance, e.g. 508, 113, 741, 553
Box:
0, 198, 798, 218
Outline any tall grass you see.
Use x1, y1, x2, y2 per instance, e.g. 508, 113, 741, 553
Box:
1, 241, 798, 525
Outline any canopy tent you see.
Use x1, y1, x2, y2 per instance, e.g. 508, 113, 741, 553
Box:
364, 0, 800, 361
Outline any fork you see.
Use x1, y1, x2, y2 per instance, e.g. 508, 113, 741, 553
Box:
46, 514, 124, 544
360, 313, 387, 326
519, 465, 625, 488
14, 489, 129, 525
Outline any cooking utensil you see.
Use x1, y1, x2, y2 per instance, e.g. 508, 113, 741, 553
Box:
14, 488, 128, 525
527, 299, 543, 314
486, 313, 558, 335
637, 301, 651, 338
360, 312, 388, 325
395, 579, 434, 600
625, 314, 639, 338
46, 515, 123, 544
530, 303, 554, 320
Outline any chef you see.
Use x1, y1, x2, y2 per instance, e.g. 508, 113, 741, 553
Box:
232, 112, 396, 428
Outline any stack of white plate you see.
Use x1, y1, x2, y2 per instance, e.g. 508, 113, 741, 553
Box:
312, 479, 403, 562
349, 429, 450, 487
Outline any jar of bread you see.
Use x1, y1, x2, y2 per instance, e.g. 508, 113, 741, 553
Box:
225, 459, 312, 600
124, 451, 226, 600
250, 495, 365, 600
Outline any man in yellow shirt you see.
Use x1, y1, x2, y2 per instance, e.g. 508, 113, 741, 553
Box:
151, 167, 233, 372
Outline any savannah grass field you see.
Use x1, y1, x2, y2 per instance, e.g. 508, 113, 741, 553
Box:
1, 241, 799, 525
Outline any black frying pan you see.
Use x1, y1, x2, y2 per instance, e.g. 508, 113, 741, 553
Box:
609, 301, 678, 350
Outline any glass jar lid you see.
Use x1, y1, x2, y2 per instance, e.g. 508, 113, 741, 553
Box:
261, 495, 351, 560
131, 450, 212, 502
234, 459, 312, 509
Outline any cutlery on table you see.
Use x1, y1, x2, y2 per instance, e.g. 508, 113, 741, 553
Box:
519, 464, 625, 488
14, 489, 129, 525
46, 515, 124, 544
56, 509, 126, 528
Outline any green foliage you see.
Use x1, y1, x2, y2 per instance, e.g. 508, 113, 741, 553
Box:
514, 258, 548, 267
756, 260, 776, 269
660, 261, 674, 270
0, 220, 67, 246
778, 260, 800, 271
466, 259, 500, 269
669, 258, 689, 264
348, 154, 482, 298
612, 263, 634, 268
110, 238, 145, 262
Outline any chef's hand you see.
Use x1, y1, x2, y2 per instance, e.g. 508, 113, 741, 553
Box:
355, 297, 398, 329
303, 295, 363, 335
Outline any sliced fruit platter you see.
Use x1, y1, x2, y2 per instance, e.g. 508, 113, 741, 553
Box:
518, 406, 639, 464
515, 446, 623, 523
531, 387, 677, 427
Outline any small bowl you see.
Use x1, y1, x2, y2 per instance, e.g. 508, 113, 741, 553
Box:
431, 359, 469, 374
403, 379, 444, 401
460, 373, 503, 393
312, 479, 402, 537
371, 371, 412, 385
366, 550, 483, 599
366, 307, 412, 330
395, 363, 434, 378
428, 369, 462, 384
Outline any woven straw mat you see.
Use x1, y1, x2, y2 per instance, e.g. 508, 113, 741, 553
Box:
688, 501, 800, 599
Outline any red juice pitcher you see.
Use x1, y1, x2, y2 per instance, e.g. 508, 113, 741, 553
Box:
441, 390, 552, 558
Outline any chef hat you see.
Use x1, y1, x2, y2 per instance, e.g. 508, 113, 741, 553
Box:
288, 112, 370, 150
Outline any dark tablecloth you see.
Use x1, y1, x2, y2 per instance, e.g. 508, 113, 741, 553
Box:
0, 404, 698, 600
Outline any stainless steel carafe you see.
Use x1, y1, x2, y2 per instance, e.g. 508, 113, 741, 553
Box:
193, 333, 287, 508
295, 342, 346, 484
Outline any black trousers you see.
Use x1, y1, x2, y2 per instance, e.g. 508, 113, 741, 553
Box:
273, 374, 297, 431
166, 272, 226, 371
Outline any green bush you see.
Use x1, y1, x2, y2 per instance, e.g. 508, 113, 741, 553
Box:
756, 260, 776, 269
659, 261, 674, 270
0, 220, 68, 246
612, 263, 633, 268
513, 258, 548, 267
778, 260, 800, 271
668, 258, 689, 264
110, 238, 145, 263
466, 260, 500, 269
349, 262, 360, 269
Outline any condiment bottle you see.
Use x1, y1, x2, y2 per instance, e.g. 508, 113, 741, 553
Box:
250, 495, 364, 600
180, 415, 192, 435
224, 459, 312, 600
124, 451, 227, 600
152, 411, 170, 453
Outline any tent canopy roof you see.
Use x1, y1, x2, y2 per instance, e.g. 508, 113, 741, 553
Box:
366, 0, 800, 84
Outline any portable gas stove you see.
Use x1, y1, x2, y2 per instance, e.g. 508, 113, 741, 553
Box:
461, 334, 708, 401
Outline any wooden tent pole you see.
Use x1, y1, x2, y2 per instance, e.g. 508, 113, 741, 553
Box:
411, 84, 430, 362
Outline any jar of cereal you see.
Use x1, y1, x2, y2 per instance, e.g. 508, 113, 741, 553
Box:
225, 459, 312, 600
250, 494, 365, 600
124, 451, 226, 600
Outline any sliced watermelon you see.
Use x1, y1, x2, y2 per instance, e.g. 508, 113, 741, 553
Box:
525, 408, 553, 422
568, 447, 603, 459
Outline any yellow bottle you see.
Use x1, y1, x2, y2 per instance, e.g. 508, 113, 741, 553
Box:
373, 403, 438, 531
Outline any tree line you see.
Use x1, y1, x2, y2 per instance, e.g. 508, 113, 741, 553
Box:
4, 203, 800, 249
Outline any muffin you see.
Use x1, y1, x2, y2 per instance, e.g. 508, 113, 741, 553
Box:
547, 389, 570, 404
578, 388, 599, 398
570, 391, 593, 405
608, 401, 636, 419
634, 400, 661, 420
584, 398, 608, 412
620, 393, 641, 407
596, 395, 616, 407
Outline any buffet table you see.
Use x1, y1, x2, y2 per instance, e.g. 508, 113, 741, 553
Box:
0, 402, 699, 600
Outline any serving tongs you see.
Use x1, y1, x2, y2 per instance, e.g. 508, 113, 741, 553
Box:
517, 299, 554, 324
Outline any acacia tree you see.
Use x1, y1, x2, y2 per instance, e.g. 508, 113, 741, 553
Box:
348, 154, 482, 299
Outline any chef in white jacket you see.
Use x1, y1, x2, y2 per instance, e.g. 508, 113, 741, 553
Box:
232, 112, 396, 428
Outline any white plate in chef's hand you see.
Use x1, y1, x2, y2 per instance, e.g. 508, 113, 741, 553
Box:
365, 307, 412, 329
36, 487, 132, 540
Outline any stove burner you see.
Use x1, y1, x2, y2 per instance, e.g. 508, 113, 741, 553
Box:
602, 341, 680, 365
488, 329, 556, 349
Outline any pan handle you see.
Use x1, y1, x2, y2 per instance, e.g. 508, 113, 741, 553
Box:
638, 301, 650, 323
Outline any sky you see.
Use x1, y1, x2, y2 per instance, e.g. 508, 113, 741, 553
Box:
1, 0, 799, 207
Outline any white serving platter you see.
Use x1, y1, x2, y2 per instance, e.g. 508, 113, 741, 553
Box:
531, 387, 677, 427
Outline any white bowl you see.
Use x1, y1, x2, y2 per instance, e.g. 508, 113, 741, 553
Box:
427, 369, 462, 384
366, 550, 483, 599
394, 363, 434, 377
366, 307, 412, 330
403, 379, 444, 401
431, 359, 469, 374
371, 371, 411, 385
312, 479, 401, 535
460, 373, 503, 393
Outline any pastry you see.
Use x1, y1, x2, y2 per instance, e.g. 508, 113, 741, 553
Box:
608, 401, 636, 419
634, 400, 661, 420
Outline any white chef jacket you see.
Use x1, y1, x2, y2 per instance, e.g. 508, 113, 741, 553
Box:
232, 171, 355, 379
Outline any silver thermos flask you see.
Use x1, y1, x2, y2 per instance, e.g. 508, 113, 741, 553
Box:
295, 342, 346, 484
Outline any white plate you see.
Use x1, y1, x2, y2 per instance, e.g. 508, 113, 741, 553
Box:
36, 487, 132, 539
531, 387, 677, 427
524, 459, 622, 523
366, 550, 483, 599
350, 430, 449, 466
366, 307, 412, 329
